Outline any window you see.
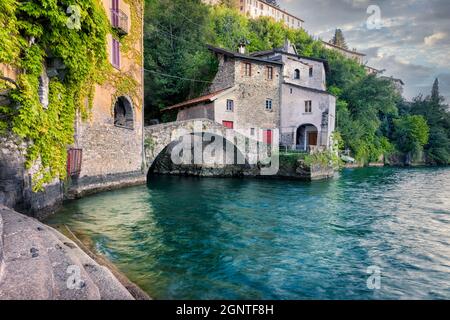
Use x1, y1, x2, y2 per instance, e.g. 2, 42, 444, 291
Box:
265, 99, 273, 111
244, 63, 252, 76
226, 99, 234, 112
114, 96, 134, 129
112, 38, 120, 69
309, 67, 313, 77
223, 121, 234, 129
294, 69, 300, 79
290, 88, 293, 94
267, 66, 273, 80
305, 100, 312, 113
250, 128, 255, 136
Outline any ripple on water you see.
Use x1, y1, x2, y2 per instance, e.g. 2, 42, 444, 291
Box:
46, 167, 450, 300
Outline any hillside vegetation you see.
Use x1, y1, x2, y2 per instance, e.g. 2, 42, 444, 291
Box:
146, 0, 449, 165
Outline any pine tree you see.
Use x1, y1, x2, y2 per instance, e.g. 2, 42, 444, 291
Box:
330, 29, 348, 49
431, 78, 440, 103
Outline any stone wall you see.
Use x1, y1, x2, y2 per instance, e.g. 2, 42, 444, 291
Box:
207, 54, 236, 94
177, 102, 215, 121
0, 135, 63, 219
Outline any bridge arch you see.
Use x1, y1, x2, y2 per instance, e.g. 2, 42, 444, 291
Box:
144, 119, 254, 178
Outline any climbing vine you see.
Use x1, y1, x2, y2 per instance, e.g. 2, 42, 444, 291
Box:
0, 0, 142, 191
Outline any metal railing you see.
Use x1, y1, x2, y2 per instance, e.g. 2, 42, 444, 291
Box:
110, 9, 128, 35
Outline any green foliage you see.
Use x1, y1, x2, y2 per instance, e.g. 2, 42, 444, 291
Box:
0, 0, 112, 191
143, 0, 448, 167
409, 80, 450, 165
393, 115, 429, 154
304, 150, 342, 169
279, 151, 307, 166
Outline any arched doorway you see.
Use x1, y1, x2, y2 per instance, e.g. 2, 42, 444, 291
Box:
113, 96, 134, 129
296, 124, 318, 151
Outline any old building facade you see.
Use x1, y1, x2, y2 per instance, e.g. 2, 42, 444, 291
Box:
0, 0, 145, 214
203, 0, 304, 30
165, 41, 336, 152
71, 0, 145, 197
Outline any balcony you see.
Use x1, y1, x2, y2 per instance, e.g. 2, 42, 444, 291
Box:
110, 9, 128, 35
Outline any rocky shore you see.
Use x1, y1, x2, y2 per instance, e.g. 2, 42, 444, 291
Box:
0, 205, 146, 300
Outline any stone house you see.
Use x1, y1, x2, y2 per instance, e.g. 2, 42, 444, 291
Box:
164, 40, 336, 151
202, 0, 304, 30
0, 0, 144, 215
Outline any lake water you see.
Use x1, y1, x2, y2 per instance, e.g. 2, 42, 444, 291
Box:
45, 167, 450, 300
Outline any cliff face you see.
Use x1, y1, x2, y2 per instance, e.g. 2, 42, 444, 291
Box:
0, 205, 135, 300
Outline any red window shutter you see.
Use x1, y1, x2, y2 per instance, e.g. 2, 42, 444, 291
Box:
222, 121, 234, 129
264, 130, 273, 144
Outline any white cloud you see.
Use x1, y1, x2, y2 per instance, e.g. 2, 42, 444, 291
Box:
424, 32, 448, 46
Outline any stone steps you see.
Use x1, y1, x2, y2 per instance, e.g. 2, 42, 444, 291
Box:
0, 205, 134, 300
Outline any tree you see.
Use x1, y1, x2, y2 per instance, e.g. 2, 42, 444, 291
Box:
144, 0, 216, 121
330, 29, 348, 49
410, 79, 450, 164
431, 78, 440, 103
393, 115, 429, 154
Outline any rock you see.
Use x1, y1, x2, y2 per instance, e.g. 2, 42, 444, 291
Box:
0, 205, 135, 300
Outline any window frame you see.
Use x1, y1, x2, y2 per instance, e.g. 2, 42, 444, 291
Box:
265, 99, 273, 111
226, 99, 234, 112
305, 100, 312, 113
111, 37, 121, 69
244, 62, 252, 77
267, 66, 273, 80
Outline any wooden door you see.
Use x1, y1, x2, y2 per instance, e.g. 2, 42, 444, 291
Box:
308, 131, 318, 146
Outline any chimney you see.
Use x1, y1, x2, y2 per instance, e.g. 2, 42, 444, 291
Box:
284, 39, 291, 52
238, 42, 246, 54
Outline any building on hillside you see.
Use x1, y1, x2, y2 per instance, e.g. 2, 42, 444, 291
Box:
0, 0, 144, 209
203, 0, 304, 30
365, 65, 381, 75
380, 76, 405, 95
321, 40, 366, 65
164, 40, 336, 152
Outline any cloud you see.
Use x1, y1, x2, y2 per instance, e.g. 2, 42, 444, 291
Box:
424, 32, 448, 46
278, 0, 450, 102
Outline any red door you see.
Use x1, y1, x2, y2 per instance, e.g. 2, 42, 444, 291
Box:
222, 121, 234, 129
263, 129, 273, 144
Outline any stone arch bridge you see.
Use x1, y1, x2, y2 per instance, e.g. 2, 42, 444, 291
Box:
143, 119, 278, 177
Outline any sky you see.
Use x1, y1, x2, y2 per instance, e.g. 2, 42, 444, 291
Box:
278, 0, 450, 102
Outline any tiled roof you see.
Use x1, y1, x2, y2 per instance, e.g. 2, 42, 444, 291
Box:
163, 87, 232, 111
207, 45, 283, 66
284, 82, 335, 96
250, 49, 330, 73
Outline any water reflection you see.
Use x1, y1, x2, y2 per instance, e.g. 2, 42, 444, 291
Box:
46, 167, 450, 299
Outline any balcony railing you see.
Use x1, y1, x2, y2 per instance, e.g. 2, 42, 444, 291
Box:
110, 9, 128, 35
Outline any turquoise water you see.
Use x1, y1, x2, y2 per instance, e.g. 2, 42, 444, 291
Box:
46, 167, 450, 300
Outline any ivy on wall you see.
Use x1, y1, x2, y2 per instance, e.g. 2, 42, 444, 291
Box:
0, 0, 142, 191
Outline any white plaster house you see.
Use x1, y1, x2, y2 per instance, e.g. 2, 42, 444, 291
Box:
202, 0, 304, 30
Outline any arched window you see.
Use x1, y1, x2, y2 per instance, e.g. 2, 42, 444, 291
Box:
114, 96, 134, 129
294, 69, 300, 79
